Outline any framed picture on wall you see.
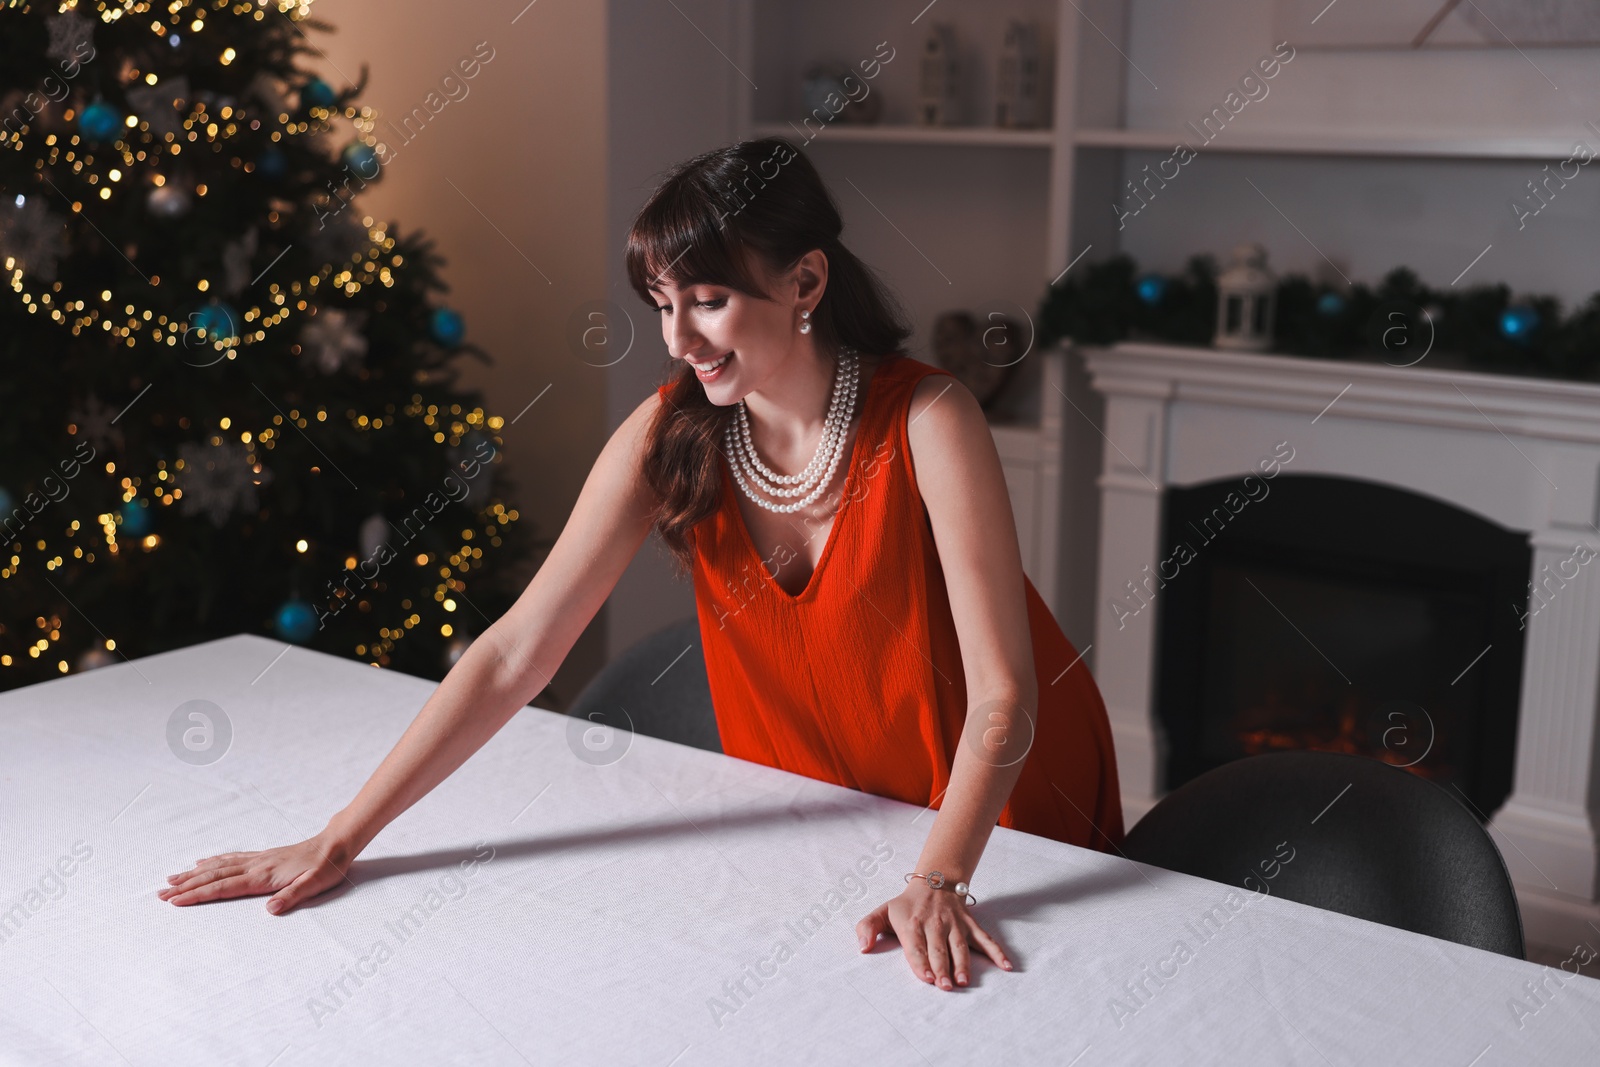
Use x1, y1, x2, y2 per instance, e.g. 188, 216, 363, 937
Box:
1276, 0, 1600, 48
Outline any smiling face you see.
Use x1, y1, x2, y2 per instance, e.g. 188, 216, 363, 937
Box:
648, 247, 824, 406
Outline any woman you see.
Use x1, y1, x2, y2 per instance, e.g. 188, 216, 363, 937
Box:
161, 137, 1124, 994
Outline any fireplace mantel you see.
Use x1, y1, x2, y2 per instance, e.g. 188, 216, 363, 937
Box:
1086, 341, 1600, 949
1091, 342, 1600, 446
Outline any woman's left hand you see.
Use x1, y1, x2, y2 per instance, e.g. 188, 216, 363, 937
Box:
855, 881, 1014, 990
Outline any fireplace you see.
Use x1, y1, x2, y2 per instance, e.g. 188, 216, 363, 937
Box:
1150, 474, 1530, 818
1084, 340, 1600, 949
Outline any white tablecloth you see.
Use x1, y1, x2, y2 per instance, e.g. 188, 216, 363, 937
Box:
1, 633, 1597, 1065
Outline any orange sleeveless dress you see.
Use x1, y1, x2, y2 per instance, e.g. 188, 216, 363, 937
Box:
660, 354, 1125, 852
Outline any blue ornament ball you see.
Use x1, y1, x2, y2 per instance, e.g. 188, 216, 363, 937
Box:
1135, 274, 1167, 306
341, 140, 380, 180
0, 486, 13, 518
79, 100, 125, 142
1499, 304, 1539, 342
191, 301, 240, 342
255, 145, 287, 180
1316, 291, 1346, 317
431, 307, 465, 347
275, 599, 319, 644
301, 77, 337, 110
120, 501, 152, 537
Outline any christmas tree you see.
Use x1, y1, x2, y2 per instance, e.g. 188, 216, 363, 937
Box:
0, 1, 541, 692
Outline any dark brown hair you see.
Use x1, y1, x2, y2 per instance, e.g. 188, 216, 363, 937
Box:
626, 136, 913, 577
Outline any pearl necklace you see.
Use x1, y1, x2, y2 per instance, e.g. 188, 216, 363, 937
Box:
726, 349, 861, 514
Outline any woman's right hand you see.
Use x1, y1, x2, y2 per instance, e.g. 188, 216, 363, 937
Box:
159, 833, 355, 915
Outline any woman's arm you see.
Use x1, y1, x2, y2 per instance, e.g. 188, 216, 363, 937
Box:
854, 373, 1035, 988
161, 389, 666, 913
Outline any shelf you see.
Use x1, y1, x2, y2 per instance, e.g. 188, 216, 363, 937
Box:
755, 122, 1580, 159
751, 120, 1054, 149
753, 121, 1584, 159
1073, 126, 1581, 160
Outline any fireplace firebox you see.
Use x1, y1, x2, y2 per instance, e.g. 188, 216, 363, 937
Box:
1151, 474, 1530, 819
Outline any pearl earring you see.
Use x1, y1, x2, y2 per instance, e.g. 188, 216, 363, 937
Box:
799, 309, 811, 335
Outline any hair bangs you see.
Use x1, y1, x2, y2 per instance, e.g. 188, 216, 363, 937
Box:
625, 179, 772, 307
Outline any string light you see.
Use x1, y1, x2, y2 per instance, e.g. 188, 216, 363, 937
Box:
1, 7, 390, 351
3, 402, 512, 571
0, 0, 521, 675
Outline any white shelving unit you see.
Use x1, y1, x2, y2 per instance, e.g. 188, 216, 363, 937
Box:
728, 0, 1587, 654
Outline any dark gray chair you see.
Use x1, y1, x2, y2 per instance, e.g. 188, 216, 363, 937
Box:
566, 617, 722, 753
1121, 750, 1525, 958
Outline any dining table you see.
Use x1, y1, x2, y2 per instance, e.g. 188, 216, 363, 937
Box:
1, 632, 1596, 1065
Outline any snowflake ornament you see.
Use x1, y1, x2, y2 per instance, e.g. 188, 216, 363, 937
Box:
0, 195, 67, 284
124, 76, 191, 139
45, 11, 95, 65
67, 392, 126, 453
245, 72, 289, 117
299, 307, 369, 374
176, 439, 273, 528
220, 227, 259, 298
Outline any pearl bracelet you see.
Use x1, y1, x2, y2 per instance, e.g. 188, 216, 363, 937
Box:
905, 869, 976, 906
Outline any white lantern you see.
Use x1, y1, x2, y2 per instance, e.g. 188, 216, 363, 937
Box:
1214, 242, 1276, 352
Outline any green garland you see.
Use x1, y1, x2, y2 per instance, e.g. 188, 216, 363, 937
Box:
1037, 254, 1600, 382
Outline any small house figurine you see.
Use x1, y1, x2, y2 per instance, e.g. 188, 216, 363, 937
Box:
918, 23, 960, 126
996, 21, 1043, 128
1214, 242, 1276, 351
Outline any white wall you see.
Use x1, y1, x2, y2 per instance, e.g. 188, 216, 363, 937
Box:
1108, 0, 1600, 304
1125, 3, 1600, 138
311, 0, 609, 705
313, 0, 756, 689
603, 0, 742, 658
